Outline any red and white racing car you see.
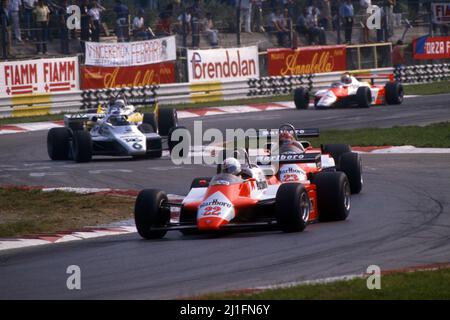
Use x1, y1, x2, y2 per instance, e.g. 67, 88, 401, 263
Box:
134, 124, 363, 239
294, 73, 404, 109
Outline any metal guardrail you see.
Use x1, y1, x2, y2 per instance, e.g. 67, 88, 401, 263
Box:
394, 64, 450, 83
1, 64, 445, 119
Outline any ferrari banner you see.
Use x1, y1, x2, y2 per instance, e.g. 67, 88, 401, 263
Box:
187, 46, 260, 83
85, 35, 176, 67
267, 45, 347, 76
431, 3, 450, 24
0, 57, 79, 98
413, 35, 450, 60
81, 62, 176, 89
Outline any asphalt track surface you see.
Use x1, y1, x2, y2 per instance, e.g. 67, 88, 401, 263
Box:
0, 94, 449, 299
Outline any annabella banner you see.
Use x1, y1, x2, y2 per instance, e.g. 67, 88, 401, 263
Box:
267, 45, 347, 76
413, 35, 450, 60
0, 56, 79, 97
187, 46, 259, 83
85, 35, 176, 67
81, 62, 175, 89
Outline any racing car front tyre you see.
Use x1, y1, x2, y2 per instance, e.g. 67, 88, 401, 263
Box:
276, 183, 310, 232
294, 87, 309, 109
313, 172, 351, 222
143, 113, 157, 132
158, 108, 178, 136
134, 189, 171, 239
385, 82, 404, 105
47, 127, 71, 160
71, 130, 92, 163
356, 86, 371, 108
321, 144, 352, 168
339, 152, 363, 194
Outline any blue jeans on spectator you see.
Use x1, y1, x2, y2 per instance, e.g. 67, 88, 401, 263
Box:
24, 8, 33, 39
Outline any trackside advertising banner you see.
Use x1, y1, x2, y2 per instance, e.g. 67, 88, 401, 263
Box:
413, 35, 450, 60
187, 46, 260, 83
85, 35, 176, 67
0, 57, 79, 97
431, 3, 450, 24
267, 45, 347, 76
81, 63, 176, 89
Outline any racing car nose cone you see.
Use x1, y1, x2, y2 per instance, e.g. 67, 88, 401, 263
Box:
198, 216, 227, 230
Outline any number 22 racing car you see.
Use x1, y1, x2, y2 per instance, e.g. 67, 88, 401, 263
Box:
47, 96, 180, 162
133, 124, 363, 239
294, 73, 404, 109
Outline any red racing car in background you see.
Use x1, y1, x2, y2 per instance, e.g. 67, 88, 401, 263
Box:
294, 73, 404, 109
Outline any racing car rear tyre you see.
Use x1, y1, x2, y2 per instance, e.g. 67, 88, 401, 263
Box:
143, 113, 157, 132
313, 172, 351, 221
190, 177, 212, 189
276, 183, 310, 232
168, 126, 188, 157
356, 86, 371, 108
385, 82, 404, 105
47, 127, 71, 160
339, 152, 363, 194
294, 87, 309, 109
321, 144, 352, 168
134, 189, 171, 239
71, 130, 92, 163
158, 108, 178, 136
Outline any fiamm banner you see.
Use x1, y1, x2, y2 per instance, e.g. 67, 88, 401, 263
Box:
267, 45, 347, 76
187, 46, 260, 83
85, 36, 176, 67
413, 35, 450, 60
0, 57, 79, 97
81, 62, 175, 89
431, 3, 450, 24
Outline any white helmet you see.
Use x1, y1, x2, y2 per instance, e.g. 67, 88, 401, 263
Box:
222, 158, 241, 175
341, 73, 352, 84
115, 99, 126, 108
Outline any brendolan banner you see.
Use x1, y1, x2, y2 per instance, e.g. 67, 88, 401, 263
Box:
431, 3, 450, 24
413, 35, 450, 60
0, 56, 79, 97
267, 45, 347, 76
187, 46, 260, 83
85, 35, 176, 67
81, 62, 175, 89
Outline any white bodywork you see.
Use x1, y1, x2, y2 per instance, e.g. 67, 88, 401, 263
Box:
314, 76, 381, 108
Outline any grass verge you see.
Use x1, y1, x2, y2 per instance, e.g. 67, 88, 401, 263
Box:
203, 267, 450, 300
0, 187, 134, 238
404, 80, 450, 96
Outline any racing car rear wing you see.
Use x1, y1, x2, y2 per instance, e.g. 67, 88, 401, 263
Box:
256, 152, 321, 166
350, 71, 395, 84
63, 113, 106, 126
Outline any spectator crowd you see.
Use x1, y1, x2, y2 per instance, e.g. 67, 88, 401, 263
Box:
0, 0, 441, 59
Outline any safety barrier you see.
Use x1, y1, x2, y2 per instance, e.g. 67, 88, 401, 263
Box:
394, 64, 450, 83
1, 64, 445, 119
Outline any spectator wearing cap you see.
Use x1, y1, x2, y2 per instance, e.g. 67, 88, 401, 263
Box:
339, 0, 354, 44
8, 0, 22, 43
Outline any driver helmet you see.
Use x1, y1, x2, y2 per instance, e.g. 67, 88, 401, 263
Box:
222, 158, 241, 176
114, 99, 126, 109
341, 73, 352, 84
279, 131, 295, 146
